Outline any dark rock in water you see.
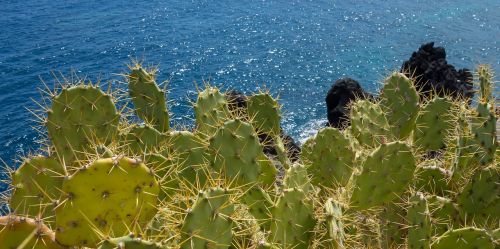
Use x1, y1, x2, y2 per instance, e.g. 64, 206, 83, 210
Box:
401, 42, 474, 100
225, 90, 301, 162
325, 78, 371, 129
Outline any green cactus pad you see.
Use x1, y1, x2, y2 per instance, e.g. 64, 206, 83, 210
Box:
380, 72, 419, 139
46, 85, 119, 166
457, 167, 499, 227
350, 100, 390, 147
283, 163, 313, 195
99, 234, 164, 249
471, 102, 497, 166
247, 93, 281, 136
415, 164, 451, 196
426, 195, 462, 236
478, 65, 493, 102
350, 142, 416, 210
180, 188, 234, 249
122, 124, 168, 155
0, 215, 65, 249
55, 157, 160, 247
270, 188, 316, 248
407, 193, 431, 249
380, 202, 407, 248
324, 198, 345, 249
128, 65, 170, 132
302, 127, 355, 188
413, 97, 454, 151
194, 86, 231, 137
242, 186, 274, 231
208, 119, 275, 186
431, 227, 495, 249
10, 156, 64, 220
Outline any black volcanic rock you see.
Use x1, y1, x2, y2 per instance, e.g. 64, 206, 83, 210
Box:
401, 42, 474, 100
325, 78, 371, 129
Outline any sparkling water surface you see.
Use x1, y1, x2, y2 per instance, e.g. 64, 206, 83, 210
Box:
0, 0, 499, 173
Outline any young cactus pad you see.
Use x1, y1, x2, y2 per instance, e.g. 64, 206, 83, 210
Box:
380, 72, 419, 139
128, 65, 170, 132
9, 156, 64, 219
350, 99, 390, 147
413, 97, 454, 151
180, 187, 234, 249
46, 85, 119, 166
350, 141, 416, 210
54, 157, 159, 247
247, 93, 281, 136
0, 215, 65, 249
194, 86, 231, 137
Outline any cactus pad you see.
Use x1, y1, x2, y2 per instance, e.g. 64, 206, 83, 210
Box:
128, 65, 170, 132
55, 157, 159, 247
431, 227, 495, 249
407, 193, 431, 249
302, 127, 355, 188
350, 100, 390, 147
380, 72, 419, 139
194, 86, 231, 137
415, 164, 451, 196
0, 215, 64, 249
99, 234, 164, 249
46, 85, 119, 166
283, 163, 313, 195
180, 188, 234, 249
247, 93, 281, 136
324, 198, 345, 249
10, 156, 64, 219
350, 142, 416, 210
414, 97, 454, 151
122, 124, 168, 155
242, 186, 274, 231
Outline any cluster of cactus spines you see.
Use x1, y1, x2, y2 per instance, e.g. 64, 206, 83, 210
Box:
349, 99, 390, 147
9, 156, 64, 221
180, 187, 235, 249
46, 84, 120, 168
0, 215, 65, 249
54, 157, 159, 247
380, 72, 420, 139
350, 141, 416, 210
128, 64, 170, 133
406, 193, 431, 249
1, 63, 498, 248
302, 127, 355, 188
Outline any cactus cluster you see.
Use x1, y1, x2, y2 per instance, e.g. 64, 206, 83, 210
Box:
0, 63, 498, 248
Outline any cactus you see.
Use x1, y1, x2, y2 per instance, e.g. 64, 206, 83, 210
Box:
407, 193, 431, 249
247, 93, 281, 137
122, 124, 168, 155
350, 100, 390, 147
0, 215, 64, 249
208, 119, 276, 186
350, 142, 416, 210
380, 72, 420, 139
194, 86, 231, 137
302, 127, 355, 188
46, 84, 119, 167
54, 157, 159, 247
282, 163, 313, 195
324, 198, 345, 249
270, 188, 316, 248
180, 187, 234, 249
431, 227, 496, 249
470, 102, 497, 166
426, 195, 462, 236
9, 156, 64, 220
413, 97, 455, 151
99, 234, 164, 249
128, 64, 170, 132
457, 167, 499, 227
242, 186, 274, 231
414, 163, 452, 196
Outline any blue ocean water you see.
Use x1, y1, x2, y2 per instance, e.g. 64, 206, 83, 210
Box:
0, 0, 499, 171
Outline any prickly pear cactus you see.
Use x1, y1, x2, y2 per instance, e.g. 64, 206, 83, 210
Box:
242, 186, 274, 231
380, 72, 419, 139
128, 64, 170, 132
350, 100, 390, 147
247, 92, 281, 136
54, 157, 159, 247
0, 215, 64, 249
414, 163, 451, 196
324, 198, 345, 249
270, 188, 316, 248
208, 119, 276, 186
407, 193, 431, 249
413, 97, 455, 151
46, 84, 119, 167
99, 234, 164, 249
194, 86, 231, 137
302, 127, 355, 188
282, 163, 313, 195
180, 187, 234, 249
431, 227, 496, 249
350, 142, 416, 210
457, 167, 499, 227
9, 156, 64, 220
122, 124, 168, 155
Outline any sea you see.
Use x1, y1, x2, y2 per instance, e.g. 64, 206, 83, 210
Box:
0, 0, 499, 178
